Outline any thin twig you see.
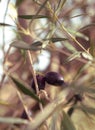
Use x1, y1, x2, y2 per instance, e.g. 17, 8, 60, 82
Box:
27, 50, 39, 94
27, 50, 49, 128
16, 90, 33, 121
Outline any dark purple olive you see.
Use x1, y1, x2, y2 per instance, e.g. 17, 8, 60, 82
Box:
21, 110, 28, 119
31, 74, 46, 92
45, 71, 64, 86
74, 94, 83, 102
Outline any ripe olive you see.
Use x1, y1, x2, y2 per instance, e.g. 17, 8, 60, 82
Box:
74, 94, 83, 102
31, 75, 46, 92
21, 110, 28, 119
45, 71, 64, 86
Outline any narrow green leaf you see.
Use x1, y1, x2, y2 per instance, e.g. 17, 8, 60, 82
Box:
0, 117, 28, 124
64, 52, 81, 63
79, 23, 95, 31
10, 76, 42, 103
89, 41, 95, 57
78, 105, 95, 115
43, 37, 68, 42
76, 32, 89, 41
18, 15, 49, 19
0, 23, 12, 26
61, 111, 76, 130
31, 41, 42, 46
70, 13, 86, 19
10, 40, 42, 51
51, 37, 67, 42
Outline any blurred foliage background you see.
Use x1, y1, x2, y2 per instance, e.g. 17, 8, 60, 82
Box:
0, 0, 95, 130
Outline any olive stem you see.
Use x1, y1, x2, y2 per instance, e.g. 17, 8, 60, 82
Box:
27, 50, 39, 94
27, 50, 48, 129
27, 51, 44, 111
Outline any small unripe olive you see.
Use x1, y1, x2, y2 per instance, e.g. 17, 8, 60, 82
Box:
31, 75, 45, 92
45, 71, 64, 86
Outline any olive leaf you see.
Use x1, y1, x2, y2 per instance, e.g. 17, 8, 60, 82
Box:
10, 40, 42, 51
0, 23, 12, 26
79, 23, 95, 31
64, 52, 81, 63
10, 76, 42, 103
77, 104, 95, 115
18, 15, 49, 19
60, 111, 76, 130
43, 37, 68, 42
0, 117, 28, 124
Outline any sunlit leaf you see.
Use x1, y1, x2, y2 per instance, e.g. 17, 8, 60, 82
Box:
0, 117, 28, 124
10, 76, 42, 103
61, 111, 76, 130
10, 40, 42, 51
81, 52, 93, 61
76, 32, 89, 41
18, 15, 49, 19
64, 42, 77, 53
64, 52, 81, 63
